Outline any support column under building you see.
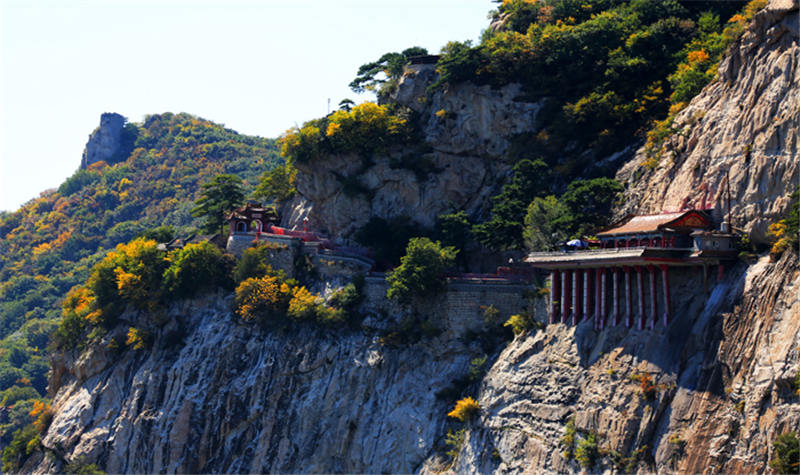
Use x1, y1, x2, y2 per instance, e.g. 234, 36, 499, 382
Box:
561, 270, 570, 324
612, 268, 620, 326
600, 268, 608, 330
635, 266, 645, 330
624, 266, 633, 328
660, 265, 671, 326
594, 268, 602, 330
583, 270, 591, 322
550, 270, 560, 324
648, 265, 657, 330
572, 269, 580, 325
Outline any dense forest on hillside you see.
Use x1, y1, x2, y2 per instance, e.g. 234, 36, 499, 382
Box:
0, 113, 279, 446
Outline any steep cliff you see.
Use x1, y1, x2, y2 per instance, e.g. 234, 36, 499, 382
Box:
432, 0, 800, 472
30, 293, 487, 474
283, 78, 542, 241
617, 0, 799, 244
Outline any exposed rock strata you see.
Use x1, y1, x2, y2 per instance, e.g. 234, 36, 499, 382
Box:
33, 293, 483, 474
617, 0, 799, 244
425, 251, 799, 474
284, 78, 542, 241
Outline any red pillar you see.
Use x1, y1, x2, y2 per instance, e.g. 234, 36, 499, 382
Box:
550, 270, 559, 324
635, 266, 645, 330
594, 268, 602, 330
612, 268, 620, 326
572, 270, 580, 325
660, 264, 671, 326
624, 267, 633, 328
583, 270, 591, 322
648, 265, 657, 330
717, 264, 724, 282
562, 270, 569, 323
600, 268, 608, 330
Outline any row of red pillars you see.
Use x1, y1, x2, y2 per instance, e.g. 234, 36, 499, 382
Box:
549, 265, 672, 330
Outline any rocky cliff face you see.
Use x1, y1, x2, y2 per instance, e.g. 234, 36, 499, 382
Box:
80, 113, 126, 169
424, 251, 798, 474
31, 293, 484, 474
617, 0, 799, 244
283, 75, 542, 241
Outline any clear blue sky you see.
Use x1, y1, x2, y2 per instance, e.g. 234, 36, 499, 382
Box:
0, 0, 493, 212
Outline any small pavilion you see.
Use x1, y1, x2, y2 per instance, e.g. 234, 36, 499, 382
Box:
525, 210, 736, 331
227, 203, 280, 234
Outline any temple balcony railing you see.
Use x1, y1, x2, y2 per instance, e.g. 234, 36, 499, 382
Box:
526, 246, 695, 257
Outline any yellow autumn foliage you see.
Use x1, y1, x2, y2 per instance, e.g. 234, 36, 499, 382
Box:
448, 397, 480, 422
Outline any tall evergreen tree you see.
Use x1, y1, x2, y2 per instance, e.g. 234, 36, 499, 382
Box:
191, 174, 245, 235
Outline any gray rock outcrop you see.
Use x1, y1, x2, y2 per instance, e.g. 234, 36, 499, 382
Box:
283, 74, 542, 241
617, 0, 799, 244
80, 113, 126, 169
33, 294, 481, 474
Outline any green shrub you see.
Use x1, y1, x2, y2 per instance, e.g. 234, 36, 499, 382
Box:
468, 354, 488, 382
232, 243, 286, 284
523, 195, 570, 251
445, 427, 466, 461
770, 432, 800, 474
561, 417, 576, 460
504, 313, 537, 336
162, 242, 233, 298
65, 456, 105, 474
1, 424, 39, 472
575, 431, 599, 469
58, 169, 101, 196
386, 237, 457, 304
0, 385, 40, 406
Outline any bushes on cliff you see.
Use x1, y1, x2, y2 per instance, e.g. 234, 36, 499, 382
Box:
386, 238, 457, 304
279, 103, 414, 164
770, 432, 800, 474
234, 276, 290, 325
768, 187, 799, 259
447, 396, 480, 422
232, 243, 287, 283
1, 424, 39, 472
233, 275, 348, 327
163, 242, 234, 298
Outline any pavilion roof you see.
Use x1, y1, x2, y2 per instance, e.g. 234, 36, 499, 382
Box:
597, 210, 711, 237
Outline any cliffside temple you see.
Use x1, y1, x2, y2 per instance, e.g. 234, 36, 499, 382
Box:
525, 210, 738, 330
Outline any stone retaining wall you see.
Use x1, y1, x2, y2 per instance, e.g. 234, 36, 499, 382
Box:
360, 275, 533, 337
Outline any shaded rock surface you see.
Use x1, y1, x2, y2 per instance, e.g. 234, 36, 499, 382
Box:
32, 293, 481, 474
80, 113, 126, 169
